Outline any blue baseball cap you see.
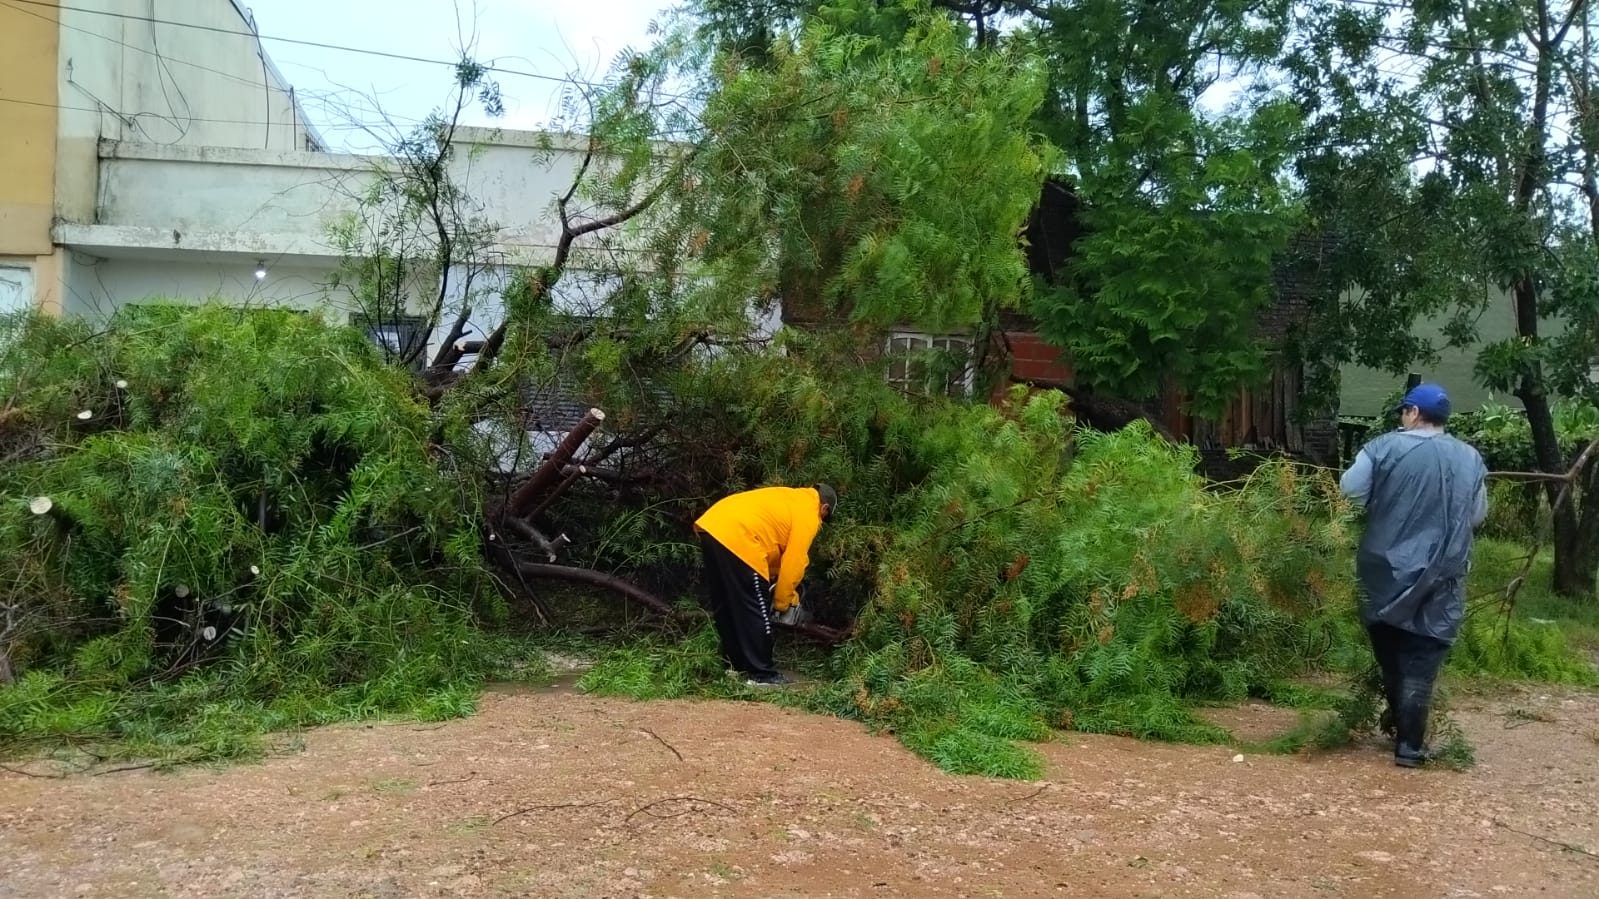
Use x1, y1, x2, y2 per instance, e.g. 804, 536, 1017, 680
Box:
1395, 383, 1451, 420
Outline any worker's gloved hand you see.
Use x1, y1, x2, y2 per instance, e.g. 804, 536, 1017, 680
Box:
774, 604, 806, 626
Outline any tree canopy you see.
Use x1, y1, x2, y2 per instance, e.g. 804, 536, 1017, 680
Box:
1287, 0, 1598, 594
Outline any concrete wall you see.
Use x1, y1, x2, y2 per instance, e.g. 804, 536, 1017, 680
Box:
445, 130, 615, 260
61, 131, 652, 322
1, 0, 63, 313
85, 133, 623, 261
54, 0, 321, 225
95, 142, 369, 239
0, 0, 60, 257
59, 254, 346, 320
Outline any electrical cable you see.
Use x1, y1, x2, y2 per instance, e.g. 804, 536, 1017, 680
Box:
4, 0, 692, 98
0, 94, 408, 130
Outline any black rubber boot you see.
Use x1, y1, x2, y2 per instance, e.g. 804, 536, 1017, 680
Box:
1392, 676, 1434, 768
1366, 626, 1403, 740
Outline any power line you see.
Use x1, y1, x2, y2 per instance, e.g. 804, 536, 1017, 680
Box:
0, 93, 405, 131
0, 0, 266, 92
5, 0, 604, 88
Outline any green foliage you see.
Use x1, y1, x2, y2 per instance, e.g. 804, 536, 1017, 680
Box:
578, 336, 1595, 776
1448, 399, 1599, 541
633, 0, 1052, 334
1454, 539, 1599, 685
1013, 0, 1305, 411
0, 307, 508, 761
1451, 612, 1599, 686
823, 414, 1359, 772
574, 342, 1370, 776
1289, 0, 1599, 593
578, 626, 746, 700
1453, 399, 1599, 473
687, 1, 1311, 408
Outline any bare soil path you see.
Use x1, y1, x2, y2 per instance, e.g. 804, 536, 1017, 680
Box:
3, 682, 1597, 899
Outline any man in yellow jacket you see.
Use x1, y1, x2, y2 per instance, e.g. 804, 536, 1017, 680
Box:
694, 483, 836, 687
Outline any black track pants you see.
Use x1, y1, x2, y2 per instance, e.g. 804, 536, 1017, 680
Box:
1367, 622, 1450, 756
699, 532, 777, 680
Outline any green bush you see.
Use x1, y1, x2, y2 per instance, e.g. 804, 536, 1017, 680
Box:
4, 307, 1591, 776
1452, 398, 1599, 473
584, 346, 1596, 776
0, 306, 507, 762
579, 346, 1365, 776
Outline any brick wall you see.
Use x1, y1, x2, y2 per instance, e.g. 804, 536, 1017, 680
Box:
1261, 233, 1337, 342
1005, 332, 1072, 383
990, 331, 1071, 403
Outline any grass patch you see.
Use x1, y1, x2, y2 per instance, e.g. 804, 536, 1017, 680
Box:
1454, 540, 1599, 685
577, 625, 744, 700
0, 634, 551, 768
901, 723, 1046, 779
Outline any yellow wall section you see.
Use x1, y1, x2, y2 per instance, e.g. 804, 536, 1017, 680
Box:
0, 0, 60, 257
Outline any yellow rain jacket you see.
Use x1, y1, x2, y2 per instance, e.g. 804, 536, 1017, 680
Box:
695, 486, 823, 611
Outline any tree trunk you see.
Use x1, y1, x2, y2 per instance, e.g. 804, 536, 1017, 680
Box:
502, 409, 605, 521
1522, 385, 1599, 595
1517, 381, 1589, 597
1572, 510, 1599, 600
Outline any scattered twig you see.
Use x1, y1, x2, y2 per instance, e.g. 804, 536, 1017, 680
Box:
493, 797, 621, 825
1007, 783, 1049, 804
0, 762, 68, 779
639, 727, 684, 762
1493, 819, 1599, 860
624, 795, 736, 824
427, 772, 478, 786
91, 763, 157, 776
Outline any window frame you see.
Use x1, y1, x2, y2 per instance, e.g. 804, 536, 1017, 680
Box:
884, 330, 975, 398
351, 312, 430, 372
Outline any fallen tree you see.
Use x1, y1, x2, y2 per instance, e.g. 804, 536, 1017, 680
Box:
5, 1, 1592, 774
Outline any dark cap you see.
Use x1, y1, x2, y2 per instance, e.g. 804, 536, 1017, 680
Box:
1395, 383, 1451, 420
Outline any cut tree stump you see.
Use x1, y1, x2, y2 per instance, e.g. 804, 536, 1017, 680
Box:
504, 409, 605, 520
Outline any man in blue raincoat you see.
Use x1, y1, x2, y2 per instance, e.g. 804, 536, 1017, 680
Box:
1340, 383, 1488, 767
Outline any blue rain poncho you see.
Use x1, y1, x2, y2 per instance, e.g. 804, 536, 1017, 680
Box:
1340, 430, 1489, 644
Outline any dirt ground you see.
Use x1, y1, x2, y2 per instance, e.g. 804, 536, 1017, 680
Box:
3, 681, 1597, 899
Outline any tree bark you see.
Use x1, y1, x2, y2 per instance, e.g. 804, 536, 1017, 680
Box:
502, 409, 605, 520
509, 562, 674, 616
1508, 5, 1589, 596
1561, 437, 1599, 598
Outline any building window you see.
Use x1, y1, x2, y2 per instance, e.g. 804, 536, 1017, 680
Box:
0, 265, 33, 315
352, 313, 429, 371
885, 331, 973, 397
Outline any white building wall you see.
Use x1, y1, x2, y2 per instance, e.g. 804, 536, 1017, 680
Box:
55, 0, 321, 224
446, 130, 619, 260
60, 255, 337, 320
94, 142, 369, 237
64, 131, 640, 321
